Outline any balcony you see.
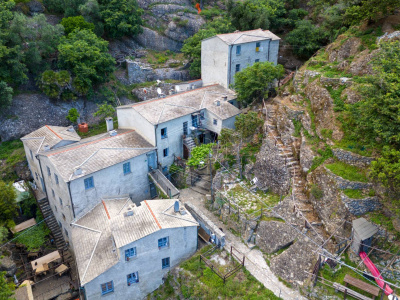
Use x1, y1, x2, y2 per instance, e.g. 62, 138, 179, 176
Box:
148, 169, 180, 198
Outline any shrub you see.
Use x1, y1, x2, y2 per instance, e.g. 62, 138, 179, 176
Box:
311, 184, 323, 199
60, 16, 95, 35
66, 108, 80, 123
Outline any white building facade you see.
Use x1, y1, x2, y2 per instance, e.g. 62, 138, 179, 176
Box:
201, 29, 280, 88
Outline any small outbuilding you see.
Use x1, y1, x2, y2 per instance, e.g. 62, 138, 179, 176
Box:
351, 218, 378, 254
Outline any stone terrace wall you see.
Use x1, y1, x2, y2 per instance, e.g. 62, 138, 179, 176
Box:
341, 194, 381, 216
332, 148, 374, 168
324, 167, 372, 190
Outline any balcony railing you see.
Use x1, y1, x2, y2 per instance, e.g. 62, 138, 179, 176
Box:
148, 169, 180, 198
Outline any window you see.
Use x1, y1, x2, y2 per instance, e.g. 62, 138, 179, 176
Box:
47, 166, 51, 177
62, 213, 66, 221
191, 114, 198, 128
161, 127, 167, 139
256, 42, 260, 52
200, 111, 205, 120
235, 64, 240, 73
127, 272, 139, 285
101, 281, 114, 295
84, 177, 94, 190
35, 172, 38, 180
162, 257, 170, 269
158, 237, 169, 249
30, 150, 33, 159
52, 189, 55, 198
255, 59, 260, 63
64, 229, 69, 237
125, 247, 137, 260
54, 205, 58, 212
123, 162, 131, 175
183, 121, 188, 135
58, 221, 62, 228
213, 119, 217, 125
163, 148, 169, 157
236, 45, 241, 55
55, 174, 59, 185
59, 197, 63, 206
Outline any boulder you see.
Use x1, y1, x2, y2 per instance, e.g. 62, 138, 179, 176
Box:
326, 37, 361, 63
348, 49, 378, 76
134, 27, 182, 52
256, 221, 297, 254
0, 256, 17, 277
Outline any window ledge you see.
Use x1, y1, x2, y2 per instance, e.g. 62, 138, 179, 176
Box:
125, 255, 138, 262
124, 172, 132, 176
101, 291, 114, 297
158, 246, 170, 251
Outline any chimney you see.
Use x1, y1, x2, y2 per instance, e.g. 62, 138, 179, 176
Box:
105, 117, 113, 132
222, 95, 228, 101
43, 144, 50, 151
174, 200, 180, 213
215, 100, 220, 106
109, 130, 117, 137
74, 168, 82, 176
67, 126, 74, 132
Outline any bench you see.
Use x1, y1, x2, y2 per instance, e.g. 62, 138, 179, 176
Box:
344, 274, 380, 300
333, 282, 373, 300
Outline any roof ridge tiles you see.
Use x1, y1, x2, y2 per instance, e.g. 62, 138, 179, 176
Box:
45, 125, 63, 140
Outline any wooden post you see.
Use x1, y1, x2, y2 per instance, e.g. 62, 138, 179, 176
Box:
343, 288, 347, 300
380, 283, 386, 300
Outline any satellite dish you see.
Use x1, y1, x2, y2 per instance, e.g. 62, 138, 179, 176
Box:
143, 88, 147, 94
157, 88, 162, 95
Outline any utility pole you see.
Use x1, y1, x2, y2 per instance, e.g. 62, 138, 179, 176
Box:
209, 151, 214, 202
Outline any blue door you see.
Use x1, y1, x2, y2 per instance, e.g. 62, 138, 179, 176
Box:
147, 152, 156, 171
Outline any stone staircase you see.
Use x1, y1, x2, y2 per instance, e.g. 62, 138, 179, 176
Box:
264, 104, 325, 241
183, 136, 196, 152
37, 197, 68, 251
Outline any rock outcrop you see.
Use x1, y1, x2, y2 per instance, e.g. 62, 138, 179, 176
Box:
256, 221, 297, 254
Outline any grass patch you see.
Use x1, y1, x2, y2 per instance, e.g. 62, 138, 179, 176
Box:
0, 140, 26, 181
343, 189, 363, 198
260, 216, 284, 222
326, 85, 346, 112
333, 140, 372, 156
325, 161, 368, 182
309, 145, 333, 172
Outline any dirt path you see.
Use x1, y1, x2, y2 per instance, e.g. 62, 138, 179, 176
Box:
180, 188, 307, 300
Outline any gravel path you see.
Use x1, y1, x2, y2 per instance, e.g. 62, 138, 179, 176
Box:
180, 189, 307, 300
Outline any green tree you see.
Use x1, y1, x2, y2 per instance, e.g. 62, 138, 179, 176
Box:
344, 0, 398, 25
38, 70, 71, 99
61, 15, 95, 35
0, 226, 8, 244
93, 102, 116, 119
79, 0, 104, 35
234, 61, 284, 105
99, 0, 143, 38
352, 40, 400, 147
370, 146, 400, 197
182, 17, 234, 78
0, 181, 18, 227
58, 29, 115, 95
66, 108, 80, 123
0, 272, 14, 299
286, 20, 327, 59
0, 81, 13, 109
227, 0, 286, 31
9, 13, 64, 74
234, 111, 263, 139
187, 143, 215, 167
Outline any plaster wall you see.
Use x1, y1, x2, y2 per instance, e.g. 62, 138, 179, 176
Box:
83, 226, 198, 300
117, 108, 156, 145
201, 37, 229, 88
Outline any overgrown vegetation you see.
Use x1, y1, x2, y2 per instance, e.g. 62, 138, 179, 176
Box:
0, 140, 26, 181
325, 161, 368, 182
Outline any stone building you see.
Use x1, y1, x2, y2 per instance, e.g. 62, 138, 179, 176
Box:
117, 84, 241, 168
21, 125, 158, 243
201, 29, 280, 88
71, 197, 198, 300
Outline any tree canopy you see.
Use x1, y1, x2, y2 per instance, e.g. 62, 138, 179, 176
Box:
234, 61, 284, 105
0, 181, 17, 228
61, 15, 95, 35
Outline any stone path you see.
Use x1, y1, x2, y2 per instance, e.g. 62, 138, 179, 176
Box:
180, 189, 307, 300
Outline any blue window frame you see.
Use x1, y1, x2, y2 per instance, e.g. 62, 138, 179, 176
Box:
158, 237, 169, 249
163, 148, 169, 157
161, 127, 167, 139
55, 174, 59, 185
52, 189, 55, 198
191, 114, 198, 128
47, 166, 51, 176
59, 197, 63, 206
235, 64, 240, 73
30, 150, 33, 159
125, 247, 136, 260
162, 257, 170, 269
213, 119, 217, 125
123, 162, 131, 175
236, 45, 241, 55
183, 122, 188, 135
255, 59, 260, 63
84, 177, 94, 190
58, 221, 62, 228
127, 272, 139, 285
101, 281, 114, 295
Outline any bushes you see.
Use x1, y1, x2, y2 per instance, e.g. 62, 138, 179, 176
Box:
61, 16, 95, 35
38, 70, 71, 99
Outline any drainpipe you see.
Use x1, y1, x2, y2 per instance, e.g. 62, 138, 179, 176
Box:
154, 124, 159, 169
37, 155, 49, 200
67, 181, 76, 219
267, 39, 271, 62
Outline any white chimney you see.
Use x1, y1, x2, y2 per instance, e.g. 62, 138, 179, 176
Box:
74, 168, 82, 176
109, 130, 117, 137
174, 200, 180, 213
67, 126, 74, 132
222, 95, 228, 101
43, 144, 50, 151
105, 117, 113, 132
215, 100, 220, 106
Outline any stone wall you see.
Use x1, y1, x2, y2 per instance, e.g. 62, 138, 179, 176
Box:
256, 221, 297, 254
340, 194, 381, 216
324, 167, 372, 190
254, 139, 291, 195
332, 148, 374, 168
